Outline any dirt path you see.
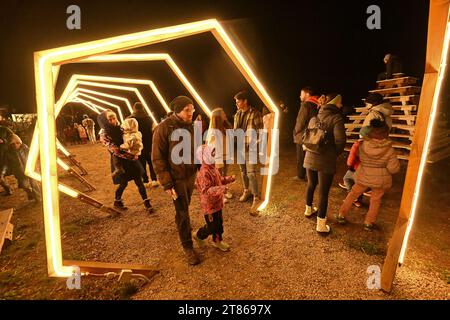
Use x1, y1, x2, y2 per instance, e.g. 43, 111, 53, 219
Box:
0, 143, 448, 299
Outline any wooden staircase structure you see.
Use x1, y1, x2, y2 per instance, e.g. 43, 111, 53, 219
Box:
345, 74, 421, 160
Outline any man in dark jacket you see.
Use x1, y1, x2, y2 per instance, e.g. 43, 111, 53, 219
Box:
152, 96, 200, 265
293, 86, 319, 181
377, 53, 403, 80
129, 102, 158, 187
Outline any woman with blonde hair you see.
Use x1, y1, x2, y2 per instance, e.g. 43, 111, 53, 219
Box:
206, 108, 233, 202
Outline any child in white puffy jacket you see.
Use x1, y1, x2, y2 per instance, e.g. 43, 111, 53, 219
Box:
120, 118, 143, 156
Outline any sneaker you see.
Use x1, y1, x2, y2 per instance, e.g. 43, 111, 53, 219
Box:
363, 190, 372, 197
239, 190, 252, 202
223, 198, 228, 204
212, 241, 230, 252
143, 199, 154, 213
250, 197, 262, 216
183, 248, 200, 265
338, 182, 347, 190
352, 200, 362, 208
113, 199, 128, 210
335, 215, 347, 224
192, 231, 207, 248
151, 180, 160, 187
364, 223, 376, 231
225, 191, 233, 199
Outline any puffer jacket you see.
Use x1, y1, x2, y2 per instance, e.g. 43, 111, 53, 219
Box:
152, 114, 197, 190
195, 145, 234, 215
355, 138, 400, 189
293, 96, 319, 144
362, 102, 394, 129
303, 104, 346, 174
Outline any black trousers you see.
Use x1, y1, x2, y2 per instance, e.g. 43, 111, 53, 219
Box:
296, 144, 306, 179
306, 169, 334, 218
115, 176, 148, 201
139, 152, 157, 183
197, 210, 224, 242
173, 175, 196, 249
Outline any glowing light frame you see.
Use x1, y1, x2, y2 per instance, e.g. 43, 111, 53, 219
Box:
29, 19, 279, 277
399, 21, 450, 263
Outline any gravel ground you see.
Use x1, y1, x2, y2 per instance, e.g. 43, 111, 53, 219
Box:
0, 142, 448, 299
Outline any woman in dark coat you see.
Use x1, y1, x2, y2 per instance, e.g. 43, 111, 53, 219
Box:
303, 94, 346, 234
97, 110, 153, 212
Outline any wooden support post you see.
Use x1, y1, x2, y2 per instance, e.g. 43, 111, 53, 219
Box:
63, 260, 159, 282
65, 154, 88, 175
67, 168, 96, 191
76, 193, 122, 217
0, 209, 14, 255
381, 0, 449, 292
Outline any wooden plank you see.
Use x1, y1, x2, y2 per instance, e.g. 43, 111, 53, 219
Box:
354, 105, 417, 112
63, 260, 159, 278
0, 209, 14, 254
376, 77, 418, 89
345, 123, 415, 131
369, 86, 422, 96
348, 115, 417, 121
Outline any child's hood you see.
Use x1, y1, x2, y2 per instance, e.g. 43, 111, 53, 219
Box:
122, 118, 139, 132
196, 144, 215, 166
361, 138, 393, 158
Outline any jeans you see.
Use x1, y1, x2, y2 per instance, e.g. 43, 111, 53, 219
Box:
296, 143, 306, 179
172, 174, 196, 249
239, 161, 259, 197
196, 210, 224, 243
306, 169, 334, 218
115, 176, 148, 201
139, 152, 157, 183
339, 184, 386, 224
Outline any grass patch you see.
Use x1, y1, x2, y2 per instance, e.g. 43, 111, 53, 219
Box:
62, 224, 82, 235
347, 238, 384, 256
114, 281, 139, 300
441, 270, 450, 284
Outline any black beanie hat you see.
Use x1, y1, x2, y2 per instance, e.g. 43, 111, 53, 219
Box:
170, 96, 193, 113
365, 92, 384, 105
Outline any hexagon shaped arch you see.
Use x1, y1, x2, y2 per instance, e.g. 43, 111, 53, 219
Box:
29, 19, 279, 278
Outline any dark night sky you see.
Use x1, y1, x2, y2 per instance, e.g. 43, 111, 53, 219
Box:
0, 0, 429, 121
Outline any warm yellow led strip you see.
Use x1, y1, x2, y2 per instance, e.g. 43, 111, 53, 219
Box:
398, 21, 450, 264
29, 19, 279, 277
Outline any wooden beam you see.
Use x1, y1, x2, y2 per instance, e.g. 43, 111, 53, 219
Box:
0, 209, 13, 255
381, 0, 450, 292
63, 260, 159, 279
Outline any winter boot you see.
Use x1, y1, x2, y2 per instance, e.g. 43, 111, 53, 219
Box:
183, 247, 200, 266
192, 230, 207, 248
143, 199, 154, 213
316, 217, 331, 234
250, 196, 261, 216
113, 199, 128, 210
212, 240, 230, 252
239, 189, 252, 202
304, 205, 318, 217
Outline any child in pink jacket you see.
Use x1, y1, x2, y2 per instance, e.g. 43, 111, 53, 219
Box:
193, 144, 235, 251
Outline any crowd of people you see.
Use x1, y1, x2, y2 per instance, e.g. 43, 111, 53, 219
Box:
294, 87, 399, 234
0, 54, 403, 266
